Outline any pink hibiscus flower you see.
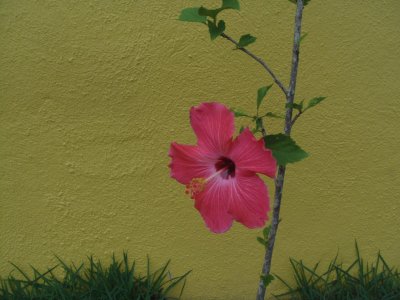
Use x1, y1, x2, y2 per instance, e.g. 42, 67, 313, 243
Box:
169, 102, 277, 233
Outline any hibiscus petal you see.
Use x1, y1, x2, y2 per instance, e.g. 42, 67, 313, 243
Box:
169, 142, 215, 184
227, 172, 270, 229
229, 128, 277, 178
194, 172, 270, 232
190, 102, 235, 153
194, 178, 234, 233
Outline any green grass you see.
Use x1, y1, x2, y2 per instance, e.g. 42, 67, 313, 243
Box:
0, 253, 190, 300
274, 242, 400, 300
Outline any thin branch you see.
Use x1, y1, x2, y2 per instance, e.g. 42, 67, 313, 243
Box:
220, 32, 289, 97
256, 1, 304, 299
291, 111, 302, 126
259, 118, 268, 138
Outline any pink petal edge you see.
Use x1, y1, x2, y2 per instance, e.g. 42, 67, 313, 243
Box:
194, 177, 234, 233
190, 102, 235, 154
194, 172, 270, 233
169, 142, 215, 185
229, 128, 277, 178
227, 172, 270, 229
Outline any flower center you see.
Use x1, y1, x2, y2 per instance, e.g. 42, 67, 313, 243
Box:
185, 157, 236, 199
215, 156, 236, 179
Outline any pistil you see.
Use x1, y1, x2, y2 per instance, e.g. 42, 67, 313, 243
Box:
185, 168, 227, 199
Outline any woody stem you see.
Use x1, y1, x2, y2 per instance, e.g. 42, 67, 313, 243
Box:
256, 1, 304, 299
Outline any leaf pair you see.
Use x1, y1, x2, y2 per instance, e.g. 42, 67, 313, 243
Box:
232, 85, 309, 166
286, 96, 327, 113
179, 0, 240, 40
208, 20, 226, 40
257, 225, 271, 248
179, 0, 240, 24
179, 1, 260, 48
255, 91, 325, 165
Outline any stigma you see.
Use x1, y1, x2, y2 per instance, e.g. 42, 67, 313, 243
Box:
185, 160, 235, 199
185, 178, 207, 199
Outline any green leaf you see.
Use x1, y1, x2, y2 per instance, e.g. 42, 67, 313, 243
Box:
263, 225, 271, 239
178, 7, 207, 23
239, 126, 245, 133
305, 96, 327, 111
260, 274, 275, 287
257, 85, 273, 110
264, 134, 308, 165
237, 34, 257, 48
199, 6, 222, 19
264, 112, 284, 119
207, 20, 225, 40
199, 1, 240, 20
257, 237, 266, 246
232, 108, 250, 117
222, 0, 240, 10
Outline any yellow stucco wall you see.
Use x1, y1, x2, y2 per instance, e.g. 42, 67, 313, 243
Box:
1, 1, 400, 299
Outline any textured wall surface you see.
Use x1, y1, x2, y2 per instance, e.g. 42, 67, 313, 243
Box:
1, 0, 400, 299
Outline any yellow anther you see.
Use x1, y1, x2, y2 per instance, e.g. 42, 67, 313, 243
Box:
185, 168, 229, 198
185, 178, 207, 199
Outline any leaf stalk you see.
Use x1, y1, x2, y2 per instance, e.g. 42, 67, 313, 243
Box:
220, 33, 289, 97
